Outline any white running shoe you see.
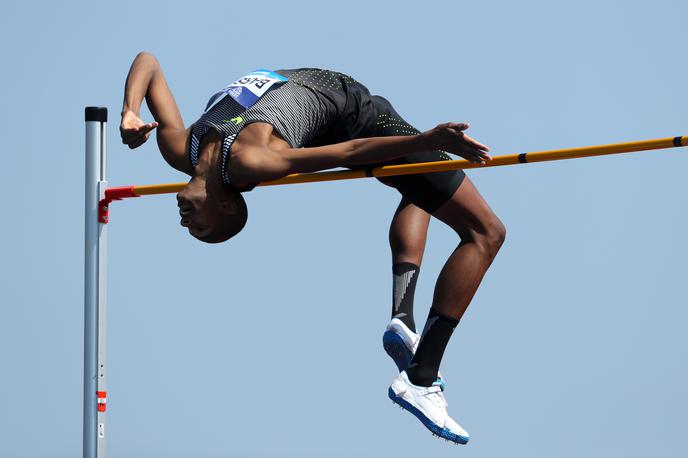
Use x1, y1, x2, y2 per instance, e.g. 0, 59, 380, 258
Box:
382, 318, 419, 372
383, 318, 445, 390
388, 371, 469, 445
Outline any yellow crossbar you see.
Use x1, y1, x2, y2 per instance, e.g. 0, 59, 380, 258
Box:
128, 135, 687, 197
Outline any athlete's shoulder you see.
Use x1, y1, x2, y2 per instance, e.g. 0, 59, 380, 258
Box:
275, 68, 357, 88
275, 67, 328, 73
274, 68, 347, 77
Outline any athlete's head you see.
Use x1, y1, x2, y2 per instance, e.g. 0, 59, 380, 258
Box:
176, 131, 247, 243
177, 176, 248, 243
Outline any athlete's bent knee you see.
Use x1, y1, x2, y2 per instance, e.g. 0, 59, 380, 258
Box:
476, 216, 506, 259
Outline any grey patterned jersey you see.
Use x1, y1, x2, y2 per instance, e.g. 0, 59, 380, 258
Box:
189, 68, 357, 188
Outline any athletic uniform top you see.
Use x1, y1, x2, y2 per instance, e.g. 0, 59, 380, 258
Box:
189, 69, 361, 188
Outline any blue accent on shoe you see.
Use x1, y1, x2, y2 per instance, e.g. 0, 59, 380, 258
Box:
388, 387, 469, 445
383, 328, 446, 391
383, 330, 414, 372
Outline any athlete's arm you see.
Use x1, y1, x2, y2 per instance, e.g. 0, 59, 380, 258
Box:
230, 123, 490, 186
120, 52, 192, 175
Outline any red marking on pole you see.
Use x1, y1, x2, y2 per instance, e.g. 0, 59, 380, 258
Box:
97, 391, 107, 412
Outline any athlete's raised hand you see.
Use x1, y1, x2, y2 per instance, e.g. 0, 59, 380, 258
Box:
422, 123, 491, 164
120, 110, 158, 149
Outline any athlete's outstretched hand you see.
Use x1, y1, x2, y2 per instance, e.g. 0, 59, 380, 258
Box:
120, 110, 158, 149
422, 123, 491, 165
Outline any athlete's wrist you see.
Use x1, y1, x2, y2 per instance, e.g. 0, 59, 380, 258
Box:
120, 106, 140, 117
415, 130, 436, 151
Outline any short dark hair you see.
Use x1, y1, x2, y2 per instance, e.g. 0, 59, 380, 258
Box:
196, 193, 248, 244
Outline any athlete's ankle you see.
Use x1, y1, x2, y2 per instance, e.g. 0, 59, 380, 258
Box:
393, 314, 416, 333
407, 308, 460, 387
406, 365, 437, 387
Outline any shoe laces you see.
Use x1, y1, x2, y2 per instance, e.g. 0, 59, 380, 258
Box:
425, 385, 448, 409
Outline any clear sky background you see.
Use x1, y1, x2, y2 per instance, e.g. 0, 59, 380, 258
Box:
1, 1, 687, 457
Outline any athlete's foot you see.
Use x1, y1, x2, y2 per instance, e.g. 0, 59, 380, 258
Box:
388, 371, 469, 445
383, 318, 445, 390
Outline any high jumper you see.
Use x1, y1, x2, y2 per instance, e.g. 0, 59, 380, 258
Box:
120, 51, 504, 444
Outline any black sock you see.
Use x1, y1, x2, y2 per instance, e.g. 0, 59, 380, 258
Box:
406, 308, 459, 387
392, 263, 419, 332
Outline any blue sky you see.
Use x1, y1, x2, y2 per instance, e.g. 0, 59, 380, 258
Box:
1, 1, 687, 457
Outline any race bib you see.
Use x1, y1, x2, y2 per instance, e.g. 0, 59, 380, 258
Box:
204, 69, 288, 112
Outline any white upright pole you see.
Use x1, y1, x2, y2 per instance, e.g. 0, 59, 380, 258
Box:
84, 107, 108, 458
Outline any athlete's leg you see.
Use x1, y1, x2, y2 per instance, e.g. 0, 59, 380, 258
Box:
389, 197, 430, 266
431, 178, 505, 320
388, 198, 430, 333
407, 177, 506, 387
370, 93, 467, 377
366, 92, 502, 443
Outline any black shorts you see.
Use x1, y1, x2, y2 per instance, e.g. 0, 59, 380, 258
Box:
331, 79, 465, 213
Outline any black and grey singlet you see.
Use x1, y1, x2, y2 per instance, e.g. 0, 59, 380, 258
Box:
189, 68, 361, 187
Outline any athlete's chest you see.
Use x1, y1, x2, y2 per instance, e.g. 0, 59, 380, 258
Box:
230, 123, 291, 153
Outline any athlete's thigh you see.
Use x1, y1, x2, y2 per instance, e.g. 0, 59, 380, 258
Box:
370, 95, 465, 214
431, 177, 500, 238
392, 197, 431, 238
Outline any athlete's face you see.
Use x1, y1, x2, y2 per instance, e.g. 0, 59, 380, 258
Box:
176, 176, 247, 243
